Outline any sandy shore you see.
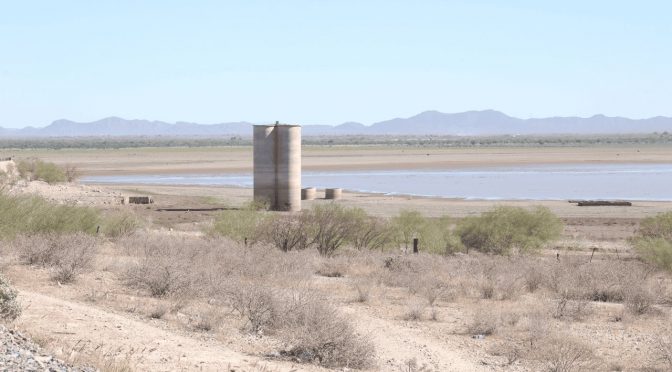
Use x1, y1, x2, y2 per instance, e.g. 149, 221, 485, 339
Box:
9, 144, 672, 225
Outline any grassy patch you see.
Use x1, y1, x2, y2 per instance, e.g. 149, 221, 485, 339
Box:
0, 193, 100, 237
633, 211, 672, 271
456, 206, 563, 254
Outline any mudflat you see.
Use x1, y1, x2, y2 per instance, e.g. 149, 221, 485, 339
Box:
8, 145, 672, 175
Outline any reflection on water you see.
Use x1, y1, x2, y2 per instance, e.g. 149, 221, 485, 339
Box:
81, 163, 672, 201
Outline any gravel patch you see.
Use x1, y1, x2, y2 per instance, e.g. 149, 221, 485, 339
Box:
0, 325, 93, 372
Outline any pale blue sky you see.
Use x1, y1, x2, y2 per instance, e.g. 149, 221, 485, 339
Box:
1, 0, 670, 128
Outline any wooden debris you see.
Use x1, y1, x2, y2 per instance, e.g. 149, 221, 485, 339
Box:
575, 200, 632, 207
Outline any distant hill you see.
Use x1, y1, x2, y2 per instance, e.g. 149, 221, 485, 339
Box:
1, 110, 671, 137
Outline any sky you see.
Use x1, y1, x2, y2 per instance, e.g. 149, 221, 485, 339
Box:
0, 0, 670, 128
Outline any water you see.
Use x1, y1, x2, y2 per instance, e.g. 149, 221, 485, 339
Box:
81, 163, 672, 201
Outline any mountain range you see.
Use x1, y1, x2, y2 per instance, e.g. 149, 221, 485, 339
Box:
1, 110, 671, 137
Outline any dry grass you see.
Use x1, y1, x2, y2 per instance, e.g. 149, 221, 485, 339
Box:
404, 300, 426, 321
352, 278, 373, 303
4, 223, 672, 370
110, 234, 372, 368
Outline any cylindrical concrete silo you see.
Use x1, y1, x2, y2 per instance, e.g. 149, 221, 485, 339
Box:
253, 123, 301, 211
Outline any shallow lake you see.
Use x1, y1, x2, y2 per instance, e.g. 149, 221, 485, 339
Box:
82, 163, 672, 201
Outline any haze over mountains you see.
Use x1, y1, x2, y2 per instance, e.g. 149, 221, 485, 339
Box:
1, 110, 671, 137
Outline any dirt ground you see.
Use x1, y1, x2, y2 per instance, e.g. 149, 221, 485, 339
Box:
2, 145, 672, 371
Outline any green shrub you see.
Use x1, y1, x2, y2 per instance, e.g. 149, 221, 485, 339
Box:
634, 238, 672, 271
419, 216, 462, 254
632, 212, 672, 271
638, 212, 672, 241
0, 193, 100, 237
304, 203, 360, 256
455, 206, 563, 254
16, 158, 67, 184
349, 208, 392, 251
390, 211, 460, 254
391, 210, 426, 250
101, 211, 142, 238
258, 213, 310, 252
210, 208, 268, 244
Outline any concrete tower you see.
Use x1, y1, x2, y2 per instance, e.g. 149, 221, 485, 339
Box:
253, 123, 301, 211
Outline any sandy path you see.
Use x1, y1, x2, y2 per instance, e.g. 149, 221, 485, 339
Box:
14, 285, 492, 372
342, 306, 489, 372
16, 290, 305, 372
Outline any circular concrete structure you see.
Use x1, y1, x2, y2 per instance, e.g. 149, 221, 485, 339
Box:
325, 188, 342, 200
253, 124, 301, 211
301, 187, 316, 200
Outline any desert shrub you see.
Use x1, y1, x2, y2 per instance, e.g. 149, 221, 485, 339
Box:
548, 259, 653, 304
219, 274, 375, 368
419, 216, 458, 254
468, 259, 523, 300
632, 212, 672, 271
50, 233, 98, 283
244, 198, 270, 211
551, 295, 592, 321
0, 193, 100, 238
0, 274, 21, 321
390, 211, 460, 254
63, 164, 80, 182
638, 212, 672, 241
101, 211, 142, 239
634, 238, 672, 272
623, 282, 656, 315
349, 208, 392, 251
456, 206, 563, 254
489, 339, 525, 366
417, 275, 451, 306
123, 236, 195, 297
535, 335, 596, 372
391, 210, 426, 250
404, 300, 426, 321
316, 257, 348, 277
259, 213, 310, 252
278, 299, 374, 369
148, 304, 168, 319
223, 281, 278, 333
16, 158, 67, 184
467, 308, 498, 335
12, 233, 98, 282
12, 234, 58, 265
304, 203, 359, 256
656, 332, 672, 369
443, 231, 465, 255
352, 278, 372, 303
522, 261, 548, 293
189, 308, 223, 332
210, 208, 268, 244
